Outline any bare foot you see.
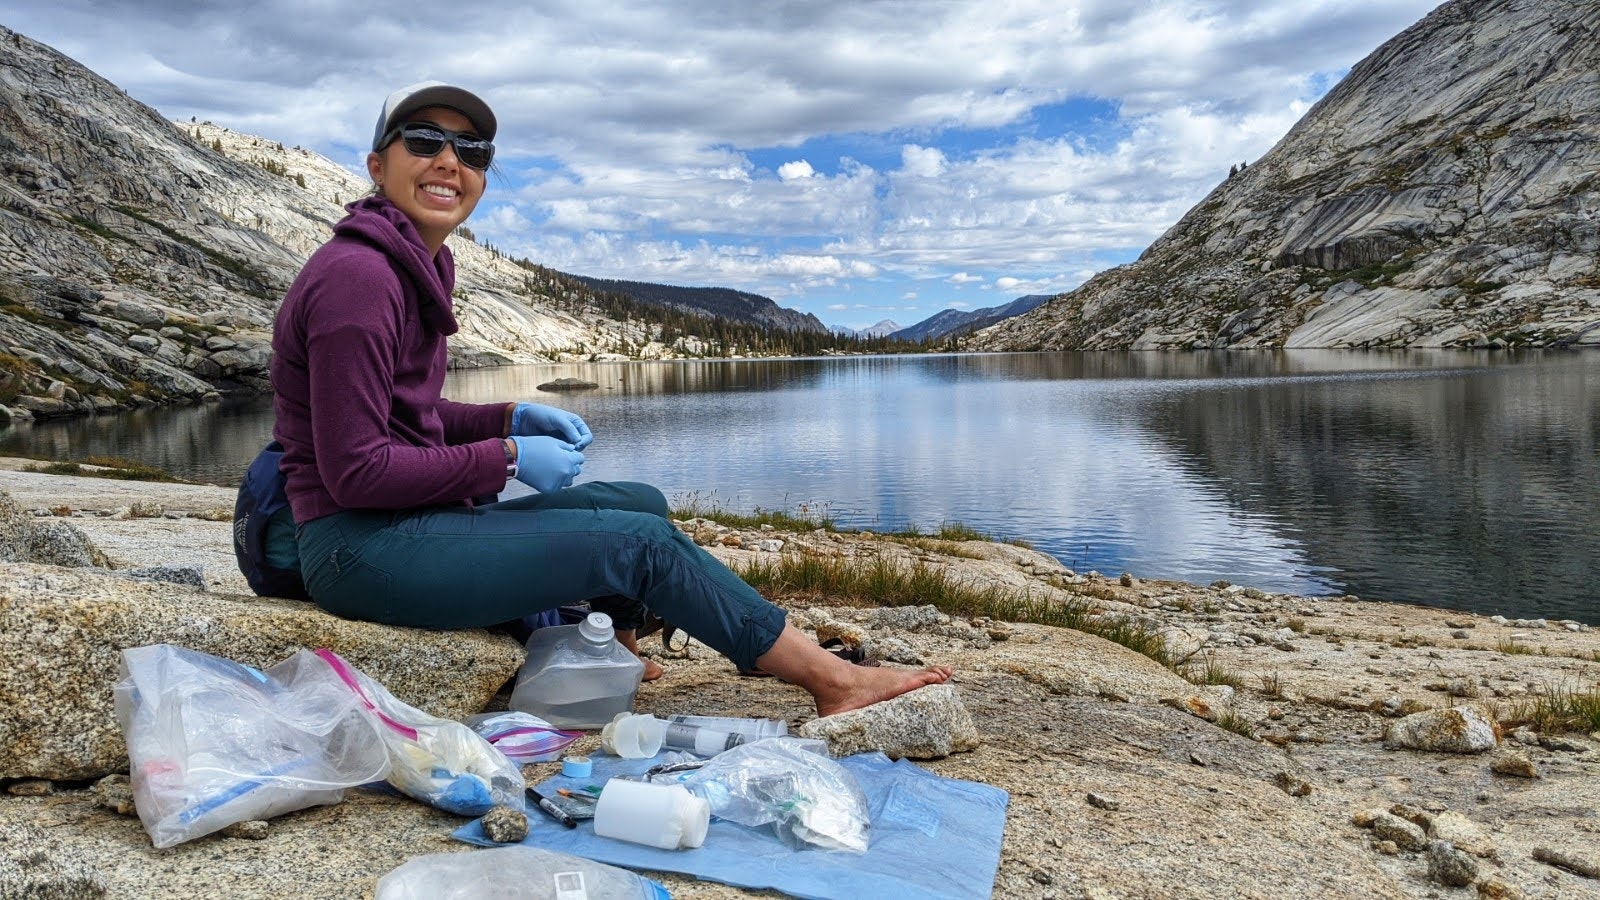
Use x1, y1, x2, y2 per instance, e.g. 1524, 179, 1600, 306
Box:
616, 628, 665, 682
640, 656, 665, 682
750, 624, 952, 718
813, 664, 952, 718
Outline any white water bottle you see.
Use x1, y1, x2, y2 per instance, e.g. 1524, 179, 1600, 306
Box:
592, 779, 710, 850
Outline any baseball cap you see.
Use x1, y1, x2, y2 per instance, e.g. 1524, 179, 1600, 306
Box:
371, 81, 497, 151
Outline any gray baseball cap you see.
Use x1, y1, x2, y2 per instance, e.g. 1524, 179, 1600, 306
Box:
371, 81, 497, 151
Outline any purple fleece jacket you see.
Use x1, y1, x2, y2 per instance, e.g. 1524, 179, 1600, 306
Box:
270, 197, 508, 523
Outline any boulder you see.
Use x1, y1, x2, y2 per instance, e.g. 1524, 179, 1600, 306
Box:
207, 348, 268, 376
112, 300, 165, 328
536, 377, 599, 391
1383, 704, 1499, 753
1426, 840, 1478, 887
1429, 810, 1495, 858
0, 561, 523, 780
798, 683, 979, 759
1370, 812, 1428, 851
0, 491, 108, 568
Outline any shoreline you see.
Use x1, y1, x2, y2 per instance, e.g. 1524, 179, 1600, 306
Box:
2, 463, 1598, 898
0, 453, 1592, 628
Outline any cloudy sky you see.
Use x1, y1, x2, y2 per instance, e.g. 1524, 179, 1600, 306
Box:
10, 1, 1440, 330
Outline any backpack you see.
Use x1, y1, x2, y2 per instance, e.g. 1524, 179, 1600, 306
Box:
232, 440, 310, 601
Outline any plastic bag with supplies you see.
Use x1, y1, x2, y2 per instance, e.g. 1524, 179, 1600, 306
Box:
315, 649, 524, 816
374, 846, 669, 900
114, 644, 390, 849
681, 737, 870, 852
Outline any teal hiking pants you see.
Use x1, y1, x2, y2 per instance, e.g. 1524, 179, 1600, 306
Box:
295, 481, 787, 671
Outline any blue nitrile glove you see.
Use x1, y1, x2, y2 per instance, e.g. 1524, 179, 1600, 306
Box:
511, 402, 593, 450
511, 436, 584, 494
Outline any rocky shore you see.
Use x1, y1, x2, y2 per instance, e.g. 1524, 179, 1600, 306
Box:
2, 461, 1597, 899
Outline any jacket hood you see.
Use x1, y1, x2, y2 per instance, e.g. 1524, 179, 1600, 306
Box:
332, 196, 460, 336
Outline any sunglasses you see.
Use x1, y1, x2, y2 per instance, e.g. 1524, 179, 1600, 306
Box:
379, 122, 495, 170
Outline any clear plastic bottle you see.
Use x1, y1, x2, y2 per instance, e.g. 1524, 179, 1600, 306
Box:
508, 613, 645, 729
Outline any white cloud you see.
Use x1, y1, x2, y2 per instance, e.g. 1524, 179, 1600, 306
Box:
901, 291, 918, 301
900, 145, 946, 178
6, 0, 1442, 311
777, 160, 815, 180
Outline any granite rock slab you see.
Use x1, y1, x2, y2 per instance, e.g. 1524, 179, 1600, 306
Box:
0, 561, 522, 780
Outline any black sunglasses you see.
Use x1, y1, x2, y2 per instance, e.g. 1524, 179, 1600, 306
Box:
379, 122, 495, 170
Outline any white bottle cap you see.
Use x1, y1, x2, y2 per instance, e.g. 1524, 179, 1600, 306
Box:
578, 612, 614, 644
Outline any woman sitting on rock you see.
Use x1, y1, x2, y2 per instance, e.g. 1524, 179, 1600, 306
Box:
269, 81, 950, 716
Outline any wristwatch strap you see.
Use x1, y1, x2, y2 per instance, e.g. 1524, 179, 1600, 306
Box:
502, 439, 518, 480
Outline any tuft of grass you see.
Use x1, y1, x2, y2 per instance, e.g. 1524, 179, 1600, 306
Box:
1513, 682, 1600, 734
932, 521, 988, 542
732, 553, 1171, 666
1497, 638, 1535, 656
1258, 671, 1284, 698
880, 519, 1031, 548
1183, 653, 1245, 689
22, 456, 183, 483
886, 536, 990, 561
1214, 710, 1258, 740
671, 494, 835, 532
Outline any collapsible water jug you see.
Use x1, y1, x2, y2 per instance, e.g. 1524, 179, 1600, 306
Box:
508, 612, 645, 729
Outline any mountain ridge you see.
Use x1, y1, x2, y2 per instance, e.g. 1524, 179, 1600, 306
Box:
571, 276, 827, 333
969, 0, 1600, 352
891, 295, 1052, 342
0, 26, 870, 422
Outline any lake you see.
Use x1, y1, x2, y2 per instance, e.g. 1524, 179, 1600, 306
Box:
3, 350, 1596, 623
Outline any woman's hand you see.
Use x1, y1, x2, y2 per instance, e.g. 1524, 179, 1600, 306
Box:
510, 436, 585, 493
510, 402, 593, 449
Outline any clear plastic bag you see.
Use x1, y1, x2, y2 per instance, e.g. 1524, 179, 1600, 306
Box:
113, 644, 390, 849
464, 711, 582, 763
315, 650, 524, 817
374, 846, 669, 900
681, 737, 870, 852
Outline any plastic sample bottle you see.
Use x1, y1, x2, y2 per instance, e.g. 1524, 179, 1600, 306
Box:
508, 613, 645, 729
592, 779, 710, 850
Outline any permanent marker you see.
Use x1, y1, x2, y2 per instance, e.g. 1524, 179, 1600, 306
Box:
527, 787, 578, 828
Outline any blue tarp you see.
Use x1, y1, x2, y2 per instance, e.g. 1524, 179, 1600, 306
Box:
453, 751, 1008, 900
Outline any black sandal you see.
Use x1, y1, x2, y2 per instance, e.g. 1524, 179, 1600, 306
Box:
821, 638, 881, 667
638, 613, 690, 652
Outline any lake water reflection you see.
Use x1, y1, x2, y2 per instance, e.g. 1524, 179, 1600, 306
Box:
3, 350, 1596, 622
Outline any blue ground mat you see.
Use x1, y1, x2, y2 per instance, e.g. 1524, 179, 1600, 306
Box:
454, 751, 1008, 900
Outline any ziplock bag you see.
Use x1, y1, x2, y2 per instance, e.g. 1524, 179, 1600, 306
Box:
113, 644, 389, 848
374, 846, 670, 900
682, 737, 870, 852
316, 649, 524, 816
464, 711, 582, 763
